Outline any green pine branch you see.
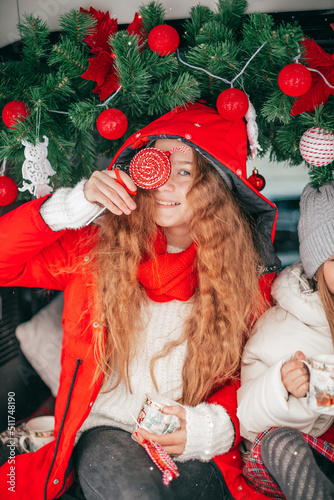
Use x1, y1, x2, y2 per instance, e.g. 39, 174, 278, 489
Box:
183, 41, 241, 99
70, 129, 97, 179
139, 1, 166, 35
141, 51, 178, 77
59, 9, 96, 46
68, 100, 100, 131
215, 0, 248, 31
308, 164, 334, 187
147, 73, 200, 114
183, 6, 215, 47
111, 31, 152, 115
17, 15, 51, 69
44, 72, 75, 104
261, 89, 294, 124
195, 21, 235, 45
49, 37, 89, 78
0, 62, 40, 102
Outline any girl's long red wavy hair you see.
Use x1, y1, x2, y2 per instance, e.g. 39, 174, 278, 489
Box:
316, 264, 334, 346
90, 150, 265, 406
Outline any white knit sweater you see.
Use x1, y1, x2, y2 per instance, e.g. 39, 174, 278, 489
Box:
40, 181, 235, 462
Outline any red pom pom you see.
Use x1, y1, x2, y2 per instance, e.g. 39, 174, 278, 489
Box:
247, 169, 266, 191
130, 148, 171, 189
0, 176, 18, 206
96, 108, 128, 140
278, 63, 312, 97
148, 25, 180, 56
2, 101, 30, 129
216, 89, 249, 121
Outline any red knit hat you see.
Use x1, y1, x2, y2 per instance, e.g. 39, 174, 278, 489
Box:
109, 102, 280, 274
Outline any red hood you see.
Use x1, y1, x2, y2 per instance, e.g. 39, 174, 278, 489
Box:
109, 103, 280, 273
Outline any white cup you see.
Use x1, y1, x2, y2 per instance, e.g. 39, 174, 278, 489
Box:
19, 416, 55, 452
302, 355, 334, 415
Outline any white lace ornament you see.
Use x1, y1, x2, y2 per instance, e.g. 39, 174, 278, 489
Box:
245, 101, 263, 160
19, 136, 56, 198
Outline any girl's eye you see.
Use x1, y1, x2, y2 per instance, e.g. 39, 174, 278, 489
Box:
179, 170, 191, 176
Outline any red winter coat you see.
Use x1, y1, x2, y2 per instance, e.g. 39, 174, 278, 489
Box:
0, 103, 279, 499
0, 198, 275, 500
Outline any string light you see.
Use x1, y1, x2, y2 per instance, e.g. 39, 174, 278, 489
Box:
292, 48, 334, 90
176, 42, 267, 88
48, 85, 123, 115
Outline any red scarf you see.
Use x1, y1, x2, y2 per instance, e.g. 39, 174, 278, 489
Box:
137, 229, 198, 302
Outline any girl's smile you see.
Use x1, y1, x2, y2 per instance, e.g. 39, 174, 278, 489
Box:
155, 200, 181, 206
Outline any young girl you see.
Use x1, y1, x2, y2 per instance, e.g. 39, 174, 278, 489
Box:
238, 182, 334, 500
0, 103, 279, 500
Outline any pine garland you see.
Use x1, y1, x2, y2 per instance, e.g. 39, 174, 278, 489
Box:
0, 0, 333, 199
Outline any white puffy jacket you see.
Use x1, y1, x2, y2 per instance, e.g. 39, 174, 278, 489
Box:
237, 262, 334, 443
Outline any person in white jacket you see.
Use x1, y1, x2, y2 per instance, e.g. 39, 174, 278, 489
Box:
237, 182, 334, 500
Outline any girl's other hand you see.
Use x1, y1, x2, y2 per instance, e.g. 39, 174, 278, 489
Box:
281, 351, 310, 398
84, 169, 137, 216
131, 405, 187, 456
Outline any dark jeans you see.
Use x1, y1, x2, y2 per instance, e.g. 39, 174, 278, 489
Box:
74, 426, 233, 500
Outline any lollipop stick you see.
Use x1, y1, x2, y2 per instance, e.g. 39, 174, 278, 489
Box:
85, 207, 106, 226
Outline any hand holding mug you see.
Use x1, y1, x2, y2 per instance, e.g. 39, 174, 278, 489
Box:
281, 351, 310, 398
301, 354, 334, 414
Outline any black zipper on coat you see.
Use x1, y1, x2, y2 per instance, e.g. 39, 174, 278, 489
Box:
44, 358, 83, 500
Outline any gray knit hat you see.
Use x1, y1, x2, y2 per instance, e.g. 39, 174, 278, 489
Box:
298, 182, 334, 278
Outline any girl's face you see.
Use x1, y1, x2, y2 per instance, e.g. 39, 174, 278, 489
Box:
323, 256, 334, 294
152, 139, 195, 248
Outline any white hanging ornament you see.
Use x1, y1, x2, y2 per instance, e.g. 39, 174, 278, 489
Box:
19, 136, 56, 198
244, 100, 266, 191
245, 100, 263, 161
299, 127, 334, 167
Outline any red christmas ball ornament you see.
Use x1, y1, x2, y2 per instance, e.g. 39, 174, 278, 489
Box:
0, 175, 18, 206
278, 63, 312, 97
2, 101, 30, 129
216, 88, 249, 121
299, 127, 334, 167
248, 168, 266, 191
130, 148, 171, 189
148, 25, 180, 56
96, 108, 128, 140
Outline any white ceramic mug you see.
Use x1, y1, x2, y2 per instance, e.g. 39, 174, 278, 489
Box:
302, 355, 334, 415
19, 416, 55, 452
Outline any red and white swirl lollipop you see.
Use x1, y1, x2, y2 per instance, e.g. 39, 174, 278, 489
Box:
129, 147, 171, 190
86, 146, 189, 225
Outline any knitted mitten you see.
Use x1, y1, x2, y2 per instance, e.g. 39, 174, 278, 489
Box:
261, 427, 334, 500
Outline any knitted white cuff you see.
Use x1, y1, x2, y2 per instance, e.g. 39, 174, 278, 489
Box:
39, 179, 102, 231
175, 402, 235, 462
